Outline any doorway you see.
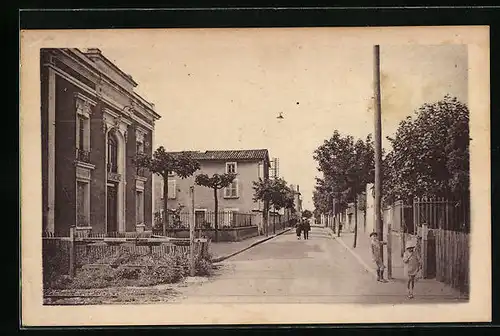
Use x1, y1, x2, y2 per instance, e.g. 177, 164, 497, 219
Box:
107, 184, 118, 233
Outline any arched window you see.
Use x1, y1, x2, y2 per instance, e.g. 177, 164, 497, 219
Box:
107, 131, 118, 173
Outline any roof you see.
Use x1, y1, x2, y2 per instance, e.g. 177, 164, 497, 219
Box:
168, 149, 269, 161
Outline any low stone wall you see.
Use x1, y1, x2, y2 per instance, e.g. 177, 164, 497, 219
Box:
165, 226, 259, 242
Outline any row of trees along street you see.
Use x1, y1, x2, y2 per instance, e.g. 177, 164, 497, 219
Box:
313, 94, 470, 247
134, 149, 297, 241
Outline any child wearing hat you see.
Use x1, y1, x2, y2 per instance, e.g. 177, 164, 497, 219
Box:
369, 232, 388, 282
402, 239, 421, 299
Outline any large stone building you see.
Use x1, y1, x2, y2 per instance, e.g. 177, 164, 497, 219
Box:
41, 48, 161, 236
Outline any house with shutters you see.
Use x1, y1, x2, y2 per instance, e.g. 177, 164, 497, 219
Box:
153, 149, 271, 231
41, 48, 161, 236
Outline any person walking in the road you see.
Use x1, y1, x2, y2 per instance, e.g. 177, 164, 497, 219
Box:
302, 217, 311, 240
369, 232, 388, 282
403, 239, 421, 299
295, 220, 302, 240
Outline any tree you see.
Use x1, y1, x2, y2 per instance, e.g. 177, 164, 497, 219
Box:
313, 130, 374, 246
384, 95, 470, 203
253, 177, 295, 235
302, 209, 313, 219
134, 146, 200, 236
195, 173, 236, 242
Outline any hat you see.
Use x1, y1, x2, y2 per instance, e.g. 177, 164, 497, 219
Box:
406, 240, 417, 249
369, 232, 378, 237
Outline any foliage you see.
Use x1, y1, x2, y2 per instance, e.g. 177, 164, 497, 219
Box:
134, 146, 200, 233
195, 173, 237, 191
252, 177, 295, 212
383, 95, 470, 203
45, 248, 214, 290
313, 130, 374, 213
167, 204, 185, 228
301, 209, 313, 219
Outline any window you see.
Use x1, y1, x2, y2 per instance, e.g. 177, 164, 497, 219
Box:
136, 190, 144, 225
75, 96, 92, 155
257, 162, 264, 180
195, 209, 207, 228
226, 162, 237, 174
77, 115, 85, 150
167, 179, 177, 199
224, 179, 239, 198
107, 132, 118, 173
136, 141, 144, 154
76, 180, 90, 227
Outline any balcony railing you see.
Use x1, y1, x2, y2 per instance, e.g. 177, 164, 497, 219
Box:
75, 148, 91, 163
107, 171, 122, 182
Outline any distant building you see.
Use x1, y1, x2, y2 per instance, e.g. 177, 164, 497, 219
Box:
41, 48, 161, 236
154, 149, 271, 230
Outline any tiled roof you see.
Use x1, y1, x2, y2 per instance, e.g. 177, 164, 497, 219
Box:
168, 149, 269, 161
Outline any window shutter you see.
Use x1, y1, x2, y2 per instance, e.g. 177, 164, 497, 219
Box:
233, 180, 239, 197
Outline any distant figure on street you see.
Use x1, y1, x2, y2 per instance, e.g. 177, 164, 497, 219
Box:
295, 221, 302, 240
302, 218, 311, 240
402, 239, 421, 299
369, 232, 388, 282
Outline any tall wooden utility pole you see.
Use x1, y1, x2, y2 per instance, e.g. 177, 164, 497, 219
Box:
373, 45, 383, 257
189, 186, 196, 277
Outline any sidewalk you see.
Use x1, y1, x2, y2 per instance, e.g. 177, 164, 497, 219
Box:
210, 228, 291, 262
328, 228, 468, 300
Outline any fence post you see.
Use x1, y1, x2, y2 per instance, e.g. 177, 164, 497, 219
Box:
69, 226, 76, 278
421, 223, 428, 278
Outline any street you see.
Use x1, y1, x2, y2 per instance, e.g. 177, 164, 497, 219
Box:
174, 226, 466, 304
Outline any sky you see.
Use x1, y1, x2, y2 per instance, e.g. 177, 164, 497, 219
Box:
99, 30, 468, 211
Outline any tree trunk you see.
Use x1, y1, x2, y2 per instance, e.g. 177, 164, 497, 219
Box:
214, 188, 219, 242
264, 200, 269, 236
273, 207, 276, 234
353, 194, 358, 248
162, 174, 169, 236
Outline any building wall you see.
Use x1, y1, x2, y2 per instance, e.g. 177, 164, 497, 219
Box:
54, 76, 79, 236
41, 60, 48, 232
143, 130, 153, 229
163, 160, 262, 213
89, 100, 107, 233
125, 126, 137, 232
41, 48, 159, 235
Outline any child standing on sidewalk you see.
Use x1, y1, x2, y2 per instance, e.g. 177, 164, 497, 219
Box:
402, 239, 421, 299
369, 232, 388, 282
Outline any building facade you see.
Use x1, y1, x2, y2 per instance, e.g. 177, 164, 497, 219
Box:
153, 149, 270, 229
41, 48, 161, 236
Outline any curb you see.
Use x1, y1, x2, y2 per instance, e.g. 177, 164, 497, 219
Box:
326, 228, 378, 279
212, 228, 292, 263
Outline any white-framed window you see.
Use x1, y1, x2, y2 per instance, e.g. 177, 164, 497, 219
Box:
167, 179, 177, 199
194, 209, 208, 227
168, 171, 175, 177
257, 162, 264, 180
226, 162, 237, 174
136, 190, 144, 225
222, 208, 239, 227
224, 179, 239, 198
76, 180, 90, 227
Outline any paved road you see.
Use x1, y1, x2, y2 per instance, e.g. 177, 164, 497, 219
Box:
174, 227, 466, 304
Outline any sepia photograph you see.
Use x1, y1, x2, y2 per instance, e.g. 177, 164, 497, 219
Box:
20, 26, 491, 325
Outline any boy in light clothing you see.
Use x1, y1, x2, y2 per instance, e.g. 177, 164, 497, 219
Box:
402, 239, 422, 299
369, 232, 388, 282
